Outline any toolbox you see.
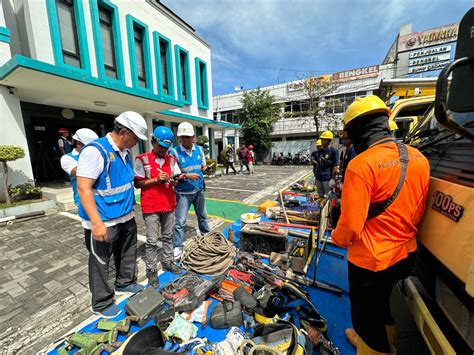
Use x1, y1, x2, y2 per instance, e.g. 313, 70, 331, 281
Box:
239, 224, 288, 254
125, 287, 165, 327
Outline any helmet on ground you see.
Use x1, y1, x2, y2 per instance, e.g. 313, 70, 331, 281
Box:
389, 120, 398, 131
177, 122, 195, 137
343, 95, 391, 126
248, 145, 254, 149
315, 139, 322, 147
58, 128, 69, 134
320, 131, 334, 140
73, 128, 99, 145
115, 111, 148, 140
152, 126, 174, 148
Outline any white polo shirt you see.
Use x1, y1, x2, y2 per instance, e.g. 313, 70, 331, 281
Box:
76, 133, 134, 229
60, 149, 79, 175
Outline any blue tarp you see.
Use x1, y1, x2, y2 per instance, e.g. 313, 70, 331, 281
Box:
49, 219, 354, 355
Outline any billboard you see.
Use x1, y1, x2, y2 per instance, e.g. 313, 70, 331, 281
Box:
398, 23, 458, 52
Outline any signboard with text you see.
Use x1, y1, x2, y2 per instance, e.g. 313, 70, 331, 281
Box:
332, 65, 379, 81
398, 23, 458, 52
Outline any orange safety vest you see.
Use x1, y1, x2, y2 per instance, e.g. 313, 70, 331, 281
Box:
136, 152, 177, 214
332, 141, 430, 271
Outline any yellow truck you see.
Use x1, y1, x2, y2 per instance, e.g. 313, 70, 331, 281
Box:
388, 95, 434, 141
398, 8, 474, 354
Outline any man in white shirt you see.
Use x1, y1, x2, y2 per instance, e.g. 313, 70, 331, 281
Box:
76, 112, 147, 318
60, 128, 98, 207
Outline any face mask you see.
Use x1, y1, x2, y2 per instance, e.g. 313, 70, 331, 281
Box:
347, 114, 391, 154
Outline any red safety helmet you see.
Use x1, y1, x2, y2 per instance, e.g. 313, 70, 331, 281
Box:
58, 128, 69, 134
248, 145, 254, 149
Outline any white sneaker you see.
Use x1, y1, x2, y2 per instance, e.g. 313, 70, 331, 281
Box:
174, 247, 183, 261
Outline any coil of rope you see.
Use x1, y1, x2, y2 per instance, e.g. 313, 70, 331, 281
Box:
182, 230, 237, 276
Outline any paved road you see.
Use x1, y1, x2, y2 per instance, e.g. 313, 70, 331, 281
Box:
0, 165, 310, 354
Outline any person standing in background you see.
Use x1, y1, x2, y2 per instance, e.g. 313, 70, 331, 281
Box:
60, 128, 99, 207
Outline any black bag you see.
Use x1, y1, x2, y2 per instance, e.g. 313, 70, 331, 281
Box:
233, 286, 258, 311
210, 300, 243, 329
125, 287, 166, 327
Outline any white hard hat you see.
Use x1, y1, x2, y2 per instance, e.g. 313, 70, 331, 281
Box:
177, 122, 195, 137
115, 111, 148, 140
73, 128, 99, 145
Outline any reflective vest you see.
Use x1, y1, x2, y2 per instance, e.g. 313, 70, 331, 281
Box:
66, 152, 80, 206
78, 137, 135, 221
170, 145, 205, 192
136, 152, 177, 214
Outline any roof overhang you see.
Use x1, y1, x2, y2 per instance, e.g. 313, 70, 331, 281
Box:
156, 110, 241, 130
0, 55, 179, 115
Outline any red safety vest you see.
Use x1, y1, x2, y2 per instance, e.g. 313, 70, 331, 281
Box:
136, 152, 177, 214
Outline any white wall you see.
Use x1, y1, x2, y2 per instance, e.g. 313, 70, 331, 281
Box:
0, 86, 34, 189
114, 1, 213, 119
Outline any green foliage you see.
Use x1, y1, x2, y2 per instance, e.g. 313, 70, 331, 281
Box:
197, 135, 210, 155
0, 145, 25, 162
8, 183, 42, 201
236, 88, 281, 157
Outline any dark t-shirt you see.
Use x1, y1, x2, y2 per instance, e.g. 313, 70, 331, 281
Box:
340, 146, 356, 181
312, 147, 339, 181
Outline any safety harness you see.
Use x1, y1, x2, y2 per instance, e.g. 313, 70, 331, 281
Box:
367, 140, 409, 219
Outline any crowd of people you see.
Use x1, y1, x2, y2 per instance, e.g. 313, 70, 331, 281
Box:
60, 113, 212, 318
223, 143, 255, 175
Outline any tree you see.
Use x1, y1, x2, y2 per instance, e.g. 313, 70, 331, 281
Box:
0, 145, 25, 204
302, 76, 341, 134
196, 135, 210, 156
236, 88, 281, 159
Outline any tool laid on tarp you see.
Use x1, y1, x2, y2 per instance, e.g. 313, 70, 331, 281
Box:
125, 287, 166, 327
239, 224, 288, 255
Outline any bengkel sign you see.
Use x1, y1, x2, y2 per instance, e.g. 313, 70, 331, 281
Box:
332, 65, 379, 81
398, 24, 458, 52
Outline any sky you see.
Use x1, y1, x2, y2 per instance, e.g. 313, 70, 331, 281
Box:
161, 0, 472, 96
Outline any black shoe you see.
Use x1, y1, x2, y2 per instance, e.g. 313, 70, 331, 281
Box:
162, 263, 182, 274
146, 270, 159, 288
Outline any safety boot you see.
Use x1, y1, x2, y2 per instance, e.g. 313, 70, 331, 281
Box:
146, 270, 159, 288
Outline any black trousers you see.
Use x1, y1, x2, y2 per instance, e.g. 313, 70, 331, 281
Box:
84, 218, 138, 311
226, 161, 237, 174
348, 253, 415, 352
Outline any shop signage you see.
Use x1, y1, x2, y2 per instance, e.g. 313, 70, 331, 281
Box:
409, 45, 451, 59
287, 81, 304, 92
398, 24, 458, 52
408, 60, 450, 74
332, 65, 379, 81
409, 53, 451, 67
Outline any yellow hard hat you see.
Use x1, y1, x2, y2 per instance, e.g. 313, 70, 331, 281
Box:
320, 131, 334, 140
343, 95, 391, 126
389, 120, 398, 131
315, 139, 322, 146
226, 144, 232, 149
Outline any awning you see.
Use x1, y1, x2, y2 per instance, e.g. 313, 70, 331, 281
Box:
0, 55, 177, 116
156, 110, 241, 130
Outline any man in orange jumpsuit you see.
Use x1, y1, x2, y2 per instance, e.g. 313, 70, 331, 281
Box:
332, 96, 430, 354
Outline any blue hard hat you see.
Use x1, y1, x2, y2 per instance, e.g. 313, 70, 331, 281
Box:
152, 126, 174, 148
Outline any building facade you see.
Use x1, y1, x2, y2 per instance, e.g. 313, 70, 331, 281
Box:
213, 21, 458, 160
0, 0, 238, 190
213, 63, 395, 159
